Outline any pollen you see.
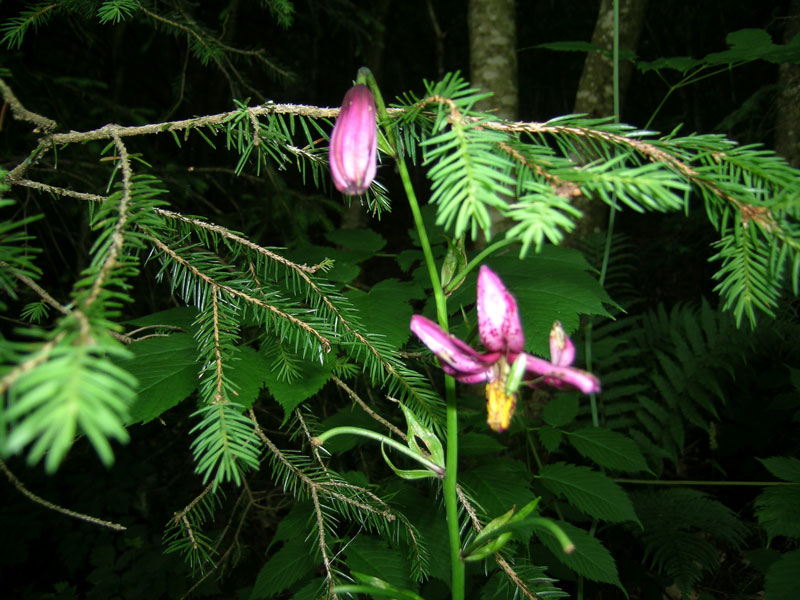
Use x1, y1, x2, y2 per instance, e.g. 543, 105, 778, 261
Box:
486, 379, 517, 433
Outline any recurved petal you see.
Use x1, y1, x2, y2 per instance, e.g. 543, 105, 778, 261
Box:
410, 315, 491, 377
524, 354, 601, 395
477, 265, 525, 353
549, 321, 576, 366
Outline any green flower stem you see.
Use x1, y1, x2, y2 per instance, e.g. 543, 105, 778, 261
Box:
314, 427, 444, 476
359, 66, 465, 600
614, 478, 799, 486
529, 517, 575, 554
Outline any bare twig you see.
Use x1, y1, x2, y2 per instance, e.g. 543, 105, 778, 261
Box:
0, 77, 57, 133
332, 376, 406, 440
0, 457, 126, 531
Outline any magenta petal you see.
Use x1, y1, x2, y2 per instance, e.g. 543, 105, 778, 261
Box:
524, 354, 601, 395
441, 364, 493, 384
477, 266, 525, 353
410, 315, 492, 377
549, 321, 576, 367
329, 84, 377, 195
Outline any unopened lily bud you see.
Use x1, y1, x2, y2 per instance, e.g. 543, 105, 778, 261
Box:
329, 84, 377, 195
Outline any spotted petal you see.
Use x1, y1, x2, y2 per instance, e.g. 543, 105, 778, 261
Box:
477, 266, 525, 354
410, 315, 494, 383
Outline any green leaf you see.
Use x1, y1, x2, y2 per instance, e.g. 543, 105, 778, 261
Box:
249, 537, 317, 599
754, 486, 800, 542
227, 345, 270, 410
345, 279, 425, 351
765, 549, 800, 600
533, 520, 623, 590
459, 460, 536, 518
325, 228, 387, 256
264, 355, 334, 423
538, 426, 563, 452
292, 578, 326, 600
758, 456, 800, 482
538, 462, 639, 525
458, 432, 505, 456
542, 394, 579, 427
345, 536, 411, 591
122, 334, 198, 424
566, 427, 651, 473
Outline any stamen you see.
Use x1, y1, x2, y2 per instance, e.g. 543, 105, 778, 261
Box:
486, 378, 517, 433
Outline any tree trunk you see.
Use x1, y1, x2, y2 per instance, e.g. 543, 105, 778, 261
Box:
775, 0, 800, 167
468, 0, 518, 241
468, 0, 519, 120
566, 0, 649, 244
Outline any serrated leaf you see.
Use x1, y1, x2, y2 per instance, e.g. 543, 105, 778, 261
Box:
533, 520, 623, 590
345, 279, 425, 351
754, 486, 800, 542
458, 432, 505, 456
538, 462, 639, 525
345, 536, 411, 590
227, 345, 270, 410
250, 537, 316, 599
122, 333, 198, 423
264, 356, 334, 423
765, 549, 800, 600
460, 460, 536, 518
566, 427, 651, 473
325, 228, 387, 256
542, 394, 579, 427
758, 456, 800, 482
538, 426, 563, 452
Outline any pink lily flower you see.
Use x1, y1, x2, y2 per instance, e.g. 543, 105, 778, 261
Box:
410, 265, 601, 432
329, 84, 377, 195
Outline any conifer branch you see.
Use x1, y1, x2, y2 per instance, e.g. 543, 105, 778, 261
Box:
248, 409, 395, 520
148, 235, 331, 352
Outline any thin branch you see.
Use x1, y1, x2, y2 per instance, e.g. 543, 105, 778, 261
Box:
332, 376, 406, 440
0, 457, 126, 531
0, 77, 57, 133
84, 129, 132, 309
310, 486, 335, 591
210, 290, 226, 403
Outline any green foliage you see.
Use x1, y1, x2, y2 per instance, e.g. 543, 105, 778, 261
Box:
754, 456, 800, 542
632, 489, 747, 596
533, 520, 623, 590
2, 328, 135, 471
765, 549, 800, 600
3, 16, 800, 596
591, 300, 752, 468
538, 462, 640, 525
1, 2, 59, 49
250, 536, 318, 599
96, 0, 137, 25
565, 427, 651, 474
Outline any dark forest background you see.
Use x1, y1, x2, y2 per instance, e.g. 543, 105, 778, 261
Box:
1, 1, 799, 599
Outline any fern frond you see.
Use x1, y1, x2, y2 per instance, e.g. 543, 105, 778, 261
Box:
633, 488, 747, 595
